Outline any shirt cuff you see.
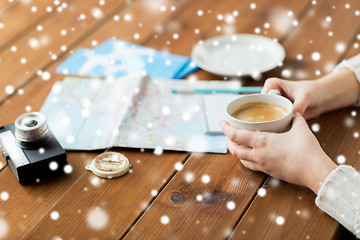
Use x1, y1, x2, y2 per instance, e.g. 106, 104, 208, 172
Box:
315, 165, 360, 238
334, 54, 360, 105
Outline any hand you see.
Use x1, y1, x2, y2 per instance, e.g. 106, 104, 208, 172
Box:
220, 113, 337, 194
263, 68, 360, 119
262, 77, 324, 119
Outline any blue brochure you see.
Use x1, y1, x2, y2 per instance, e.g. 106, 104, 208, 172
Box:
56, 39, 198, 79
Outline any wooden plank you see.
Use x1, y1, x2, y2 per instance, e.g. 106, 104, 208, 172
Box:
0, 0, 193, 238
0, 0, 68, 49
0, 0, 18, 14
21, 151, 188, 239
124, 153, 265, 239
267, 0, 360, 80
151, 0, 312, 81
0, 0, 130, 103
0, 0, 128, 169
230, 179, 341, 240
122, 0, 313, 239
230, 0, 360, 239
0, 151, 99, 238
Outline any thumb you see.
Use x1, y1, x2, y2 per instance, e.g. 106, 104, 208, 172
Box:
292, 98, 307, 115
291, 113, 308, 130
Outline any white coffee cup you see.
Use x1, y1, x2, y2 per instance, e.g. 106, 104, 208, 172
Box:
226, 90, 293, 132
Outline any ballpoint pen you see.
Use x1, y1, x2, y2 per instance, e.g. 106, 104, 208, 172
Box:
171, 86, 263, 94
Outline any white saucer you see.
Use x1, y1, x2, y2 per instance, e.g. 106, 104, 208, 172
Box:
191, 34, 285, 77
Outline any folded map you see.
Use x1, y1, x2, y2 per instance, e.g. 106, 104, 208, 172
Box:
41, 74, 240, 153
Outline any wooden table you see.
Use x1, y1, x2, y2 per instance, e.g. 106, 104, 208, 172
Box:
0, 0, 359, 239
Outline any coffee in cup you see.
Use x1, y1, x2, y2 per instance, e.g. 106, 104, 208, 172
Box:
230, 102, 289, 123
225, 90, 293, 132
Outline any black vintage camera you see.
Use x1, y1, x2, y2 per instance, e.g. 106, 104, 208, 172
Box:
0, 112, 67, 184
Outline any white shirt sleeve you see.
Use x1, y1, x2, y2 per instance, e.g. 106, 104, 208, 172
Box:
315, 165, 360, 238
334, 54, 360, 105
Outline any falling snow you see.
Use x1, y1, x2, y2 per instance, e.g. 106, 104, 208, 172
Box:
337, 155, 346, 164
50, 211, 60, 220
276, 216, 285, 225
42, 71, 51, 81
63, 165, 73, 174
28, 38, 40, 49
258, 188, 267, 197
124, 14, 132, 21
311, 123, 320, 132
174, 162, 183, 171
335, 42, 346, 53
281, 69, 291, 78
82, 109, 90, 118
151, 189, 158, 197
161, 106, 171, 115
49, 161, 59, 171
66, 135, 75, 144
160, 215, 170, 225
113, 15, 120, 21
226, 201, 236, 210
311, 52, 321, 61
1, 192, 9, 201
344, 116, 355, 127
5, 85, 14, 95
86, 207, 109, 230
1, 1, 358, 238
90, 176, 101, 187
184, 172, 195, 183
154, 147, 163, 155
201, 175, 210, 184
91, 7, 103, 19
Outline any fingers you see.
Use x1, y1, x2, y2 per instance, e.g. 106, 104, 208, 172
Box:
226, 139, 262, 172
292, 92, 310, 116
290, 113, 311, 133
261, 77, 284, 94
263, 78, 309, 116
302, 108, 321, 120
220, 120, 256, 147
226, 138, 252, 160
240, 160, 261, 172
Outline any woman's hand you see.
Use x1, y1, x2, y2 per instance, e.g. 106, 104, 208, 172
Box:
262, 77, 325, 119
220, 113, 337, 194
263, 68, 360, 119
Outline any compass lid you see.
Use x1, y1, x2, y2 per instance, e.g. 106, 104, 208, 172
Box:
85, 152, 131, 178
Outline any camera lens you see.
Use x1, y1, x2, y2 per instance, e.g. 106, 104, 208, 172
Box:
24, 119, 38, 128
15, 112, 50, 143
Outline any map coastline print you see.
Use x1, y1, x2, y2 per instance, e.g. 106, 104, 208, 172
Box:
41, 74, 239, 153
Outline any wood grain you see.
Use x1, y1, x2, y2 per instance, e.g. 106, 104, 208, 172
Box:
0, 0, 129, 103
0, 0, 19, 14
0, 0, 192, 239
230, 0, 360, 239
20, 151, 189, 239
124, 153, 265, 239
0, 0, 359, 239
0, 0, 71, 50
122, 0, 316, 239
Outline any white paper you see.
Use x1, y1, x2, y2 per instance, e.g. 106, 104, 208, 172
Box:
202, 94, 240, 134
